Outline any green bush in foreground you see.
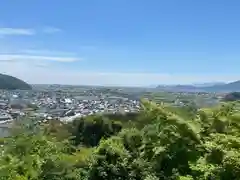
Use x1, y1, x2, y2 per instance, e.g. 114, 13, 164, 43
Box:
0, 100, 240, 179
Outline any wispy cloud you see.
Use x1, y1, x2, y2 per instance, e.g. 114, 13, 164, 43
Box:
0, 59, 17, 63
0, 28, 35, 36
0, 26, 62, 36
21, 49, 76, 56
0, 54, 80, 62
42, 27, 62, 34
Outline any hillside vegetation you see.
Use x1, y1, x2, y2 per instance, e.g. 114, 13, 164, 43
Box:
0, 73, 32, 90
1, 100, 240, 179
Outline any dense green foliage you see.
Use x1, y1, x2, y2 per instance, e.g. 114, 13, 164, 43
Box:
70, 115, 122, 147
1, 100, 240, 179
0, 73, 32, 90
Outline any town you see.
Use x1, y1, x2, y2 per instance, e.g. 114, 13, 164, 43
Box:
0, 86, 141, 134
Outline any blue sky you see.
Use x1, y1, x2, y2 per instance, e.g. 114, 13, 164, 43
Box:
0, 0, 239, 86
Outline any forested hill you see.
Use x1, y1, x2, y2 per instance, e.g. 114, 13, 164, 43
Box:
0, 73, 32, 90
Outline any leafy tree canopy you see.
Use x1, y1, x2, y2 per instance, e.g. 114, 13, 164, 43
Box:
0, 100, 240, 179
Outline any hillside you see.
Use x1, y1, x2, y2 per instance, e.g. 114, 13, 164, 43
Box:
204, 80, 240, 92
0, 73, 32, 90
157, 80, 240, 92
156, 84, 202, 92
223, 92, 240, 101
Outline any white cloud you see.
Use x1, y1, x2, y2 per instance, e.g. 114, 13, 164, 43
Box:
21, 49, 76, 56
42, 27, 62, 34
0, 26, 62, 36
0, 28, 35, 36
0, 54, 80, 62
0, 59, 17, 63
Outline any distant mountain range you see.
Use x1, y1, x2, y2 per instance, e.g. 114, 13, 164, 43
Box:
0, 73, 32, 90
156, 80, 240, 92
192, 82, 226, 87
